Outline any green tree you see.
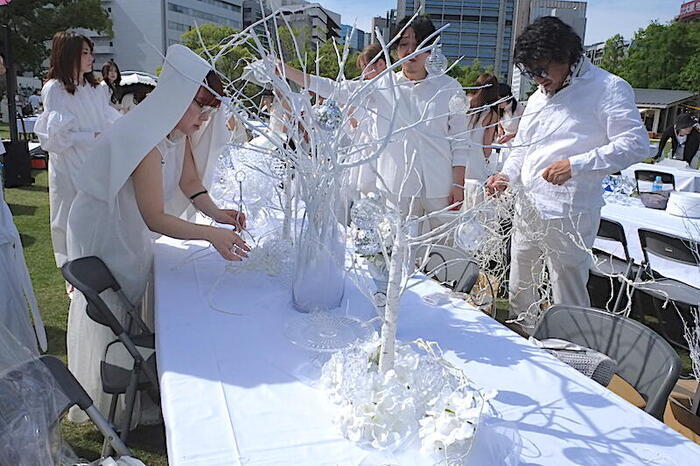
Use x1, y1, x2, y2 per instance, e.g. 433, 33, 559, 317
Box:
618, 21, 700, 91
599, 33, 626, 76
181, 24, 254, 82
0, 0, 112, 74
448, 59, 493, 89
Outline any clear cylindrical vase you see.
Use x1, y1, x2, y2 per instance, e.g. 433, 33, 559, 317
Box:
292, 214, 345, 312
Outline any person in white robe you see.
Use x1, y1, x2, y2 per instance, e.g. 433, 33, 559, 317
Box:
34, 31, 122, 268
65, 44, 249, 423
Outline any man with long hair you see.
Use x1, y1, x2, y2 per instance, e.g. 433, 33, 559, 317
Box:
486, 17, 649, 328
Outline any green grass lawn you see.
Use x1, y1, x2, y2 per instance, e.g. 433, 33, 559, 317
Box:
4, 169, 168, 465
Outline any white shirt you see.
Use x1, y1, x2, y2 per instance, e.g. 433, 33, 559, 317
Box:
310, 71, 468, 199
501, 58, 649, 219
28, 94, 42, 111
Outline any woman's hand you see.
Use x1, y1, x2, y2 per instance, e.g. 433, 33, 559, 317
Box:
497, 133, 515, 144
206, 227, 250, 261
213, 209, 247, 231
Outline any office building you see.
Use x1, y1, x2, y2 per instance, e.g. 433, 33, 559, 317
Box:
340, 24, 368, 52
278, 0, 341, 46
397, 0, 516, 80
84, 0, 243, 74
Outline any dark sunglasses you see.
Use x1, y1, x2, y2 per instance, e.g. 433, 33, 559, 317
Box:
517, 63, 550, 80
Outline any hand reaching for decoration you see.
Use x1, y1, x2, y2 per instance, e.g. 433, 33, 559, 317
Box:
486, 173, 509, 195
214, 209, 247, 231
206, 227, 250, 261
542, 159, 572, 185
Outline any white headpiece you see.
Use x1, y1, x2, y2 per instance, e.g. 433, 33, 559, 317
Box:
81, 44, 215, 205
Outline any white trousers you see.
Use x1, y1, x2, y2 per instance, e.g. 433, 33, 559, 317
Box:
394, 196, 451, 232
509, 211, 600, 319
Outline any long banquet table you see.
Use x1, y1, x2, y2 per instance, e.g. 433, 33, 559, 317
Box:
154, 236, 700, 465
596, 198, 700, 288
622, 162, 700, 193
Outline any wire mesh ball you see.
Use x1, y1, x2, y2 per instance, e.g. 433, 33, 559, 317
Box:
354, 228, 382, 255
350, 196, 385, 230
425, 45, 448, 75
449, 93, 469, 114
313, 99, 343, 131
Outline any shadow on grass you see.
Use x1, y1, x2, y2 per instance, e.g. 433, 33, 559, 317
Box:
19, 233, 36, 247
10, 183, 49, 194
45, 325, 67, 360
8, 203, 37, 216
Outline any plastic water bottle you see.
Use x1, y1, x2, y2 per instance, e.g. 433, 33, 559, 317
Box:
651, 175, 663, 192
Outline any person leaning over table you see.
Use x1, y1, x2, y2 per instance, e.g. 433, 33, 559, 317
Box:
280, 16, 469, 226
485, 17, 649, 330
655, 113, 700, 168
65, 45, 249, 423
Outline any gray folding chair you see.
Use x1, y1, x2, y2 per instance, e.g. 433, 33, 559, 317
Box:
0, 355, 131, 464
588, 218, 637, 314
61, 256, 159, 454
416, 244, 480, 295
632, 229, 700, 351
533, 305, 681, 420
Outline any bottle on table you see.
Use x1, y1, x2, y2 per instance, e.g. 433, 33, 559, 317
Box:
651, 175, 663, 192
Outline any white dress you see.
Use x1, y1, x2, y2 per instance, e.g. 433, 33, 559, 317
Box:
66, 134, 186, 422
34, 80, 121, 266
0, 188, 46, 353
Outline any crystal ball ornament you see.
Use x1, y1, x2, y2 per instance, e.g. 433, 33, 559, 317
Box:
425, 45, 448, 75
350, 195, 385, 230
455, 214, 486, 252
314, 99, 343, 131
354, 228, 382, 255
251, 58, 273, 86
449, 93, 469, 114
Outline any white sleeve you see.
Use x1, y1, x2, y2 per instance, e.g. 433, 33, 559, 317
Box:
34, 82, 94, 153
309, 75, 363, 106
447, 85, 469, 167
568, 78, 650, 176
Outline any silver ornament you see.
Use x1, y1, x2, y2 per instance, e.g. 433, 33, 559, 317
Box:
350, 196, 385, 230
454, 214, 486, 252
354, 228, 382, 255
449, 93, 469, 114
425, 45, 448, 75
313, 99, 343, 131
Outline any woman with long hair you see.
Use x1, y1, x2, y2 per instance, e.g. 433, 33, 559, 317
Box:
100, 59, 122, 109
35, 31, 122, 268
65, 44, 249, 424
465, 73, 500, 182
496, 83, 524, 145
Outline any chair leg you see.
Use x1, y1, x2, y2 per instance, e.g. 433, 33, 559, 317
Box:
101, 393, 119, 458
119, 371, 140, 444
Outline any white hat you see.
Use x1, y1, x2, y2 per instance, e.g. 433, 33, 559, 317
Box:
81, 45, 214, 204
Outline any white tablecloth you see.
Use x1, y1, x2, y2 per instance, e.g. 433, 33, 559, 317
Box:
596, 199, 700, 288
622, 162, 700, 193
153, 236, 700, 465
16, 116, 37, 134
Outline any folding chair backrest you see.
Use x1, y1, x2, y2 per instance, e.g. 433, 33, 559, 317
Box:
533, 305, 681, 420
638, 229, 700, 267
596, 218, 631, 262
416, 244, 480, 294
635, 170, 675, 192
61, 257, 125, 335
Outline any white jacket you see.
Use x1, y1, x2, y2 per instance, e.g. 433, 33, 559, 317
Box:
502, 58, 649, 219
310, 71, 469, 199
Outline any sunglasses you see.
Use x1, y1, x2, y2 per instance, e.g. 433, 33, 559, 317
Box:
194, 97, 217, 116
517, 63, 550, 80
